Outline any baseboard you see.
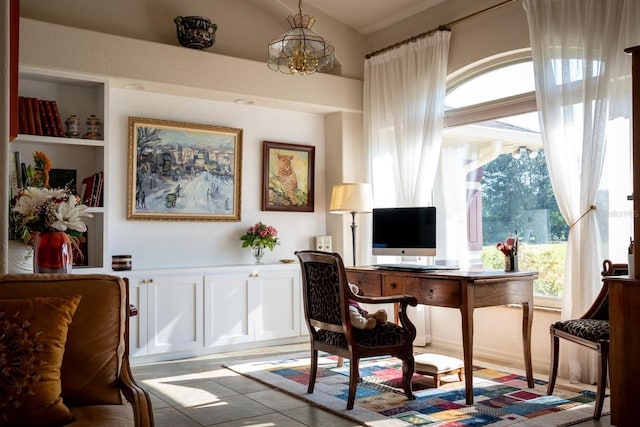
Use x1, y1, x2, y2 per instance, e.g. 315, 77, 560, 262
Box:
427, 337, 549, 375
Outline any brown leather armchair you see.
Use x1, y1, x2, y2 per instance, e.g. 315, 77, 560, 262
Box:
547, 259, 627, 420
295, 250, 418, 410
0, 274, 154, 426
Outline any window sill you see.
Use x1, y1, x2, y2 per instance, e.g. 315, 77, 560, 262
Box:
504, 303, 561, 313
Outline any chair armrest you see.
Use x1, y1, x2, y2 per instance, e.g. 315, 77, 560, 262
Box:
350, 293, 417, 340
351, 293, 418, 307
119, 358, 155, 427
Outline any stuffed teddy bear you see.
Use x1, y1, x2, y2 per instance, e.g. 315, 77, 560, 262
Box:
348, 283, 388, 329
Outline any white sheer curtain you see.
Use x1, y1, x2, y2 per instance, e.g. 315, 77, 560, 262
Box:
523, 0, 640, 384
364, 31, 451, 210
363, 31, 450, 345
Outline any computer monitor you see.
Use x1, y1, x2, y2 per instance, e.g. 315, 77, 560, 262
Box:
372, 207, 437, 257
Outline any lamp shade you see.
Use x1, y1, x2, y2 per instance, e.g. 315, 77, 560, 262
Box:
329, 183, 373, 213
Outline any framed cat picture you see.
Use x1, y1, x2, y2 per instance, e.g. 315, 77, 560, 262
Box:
262, 141, 315, 212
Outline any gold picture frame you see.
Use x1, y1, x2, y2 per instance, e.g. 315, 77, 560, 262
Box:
127, 117, 242, 221
262, 141, 315, 212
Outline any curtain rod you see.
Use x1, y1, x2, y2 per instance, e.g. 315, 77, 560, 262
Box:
364, 0, 517, 59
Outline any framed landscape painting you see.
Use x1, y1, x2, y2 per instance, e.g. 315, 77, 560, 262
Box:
262, 141, 315, 212
127, 117, 243, 221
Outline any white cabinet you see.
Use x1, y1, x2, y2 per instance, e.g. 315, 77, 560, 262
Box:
204, 265, 301, 347
128, 273, 203, 356
253, 269, 301, 341
203, 272, 254, 346
14, 66, 108, 270
125, 264, 303, 362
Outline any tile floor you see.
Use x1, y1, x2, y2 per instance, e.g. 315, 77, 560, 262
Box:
130, 344, 611, 426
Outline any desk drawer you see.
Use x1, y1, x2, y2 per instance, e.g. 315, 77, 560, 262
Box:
346, 271, 382, 296
404, 279, 461, 306
382, 275, 417, 295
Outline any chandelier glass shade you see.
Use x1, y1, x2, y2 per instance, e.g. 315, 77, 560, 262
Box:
267, 1, 335, 75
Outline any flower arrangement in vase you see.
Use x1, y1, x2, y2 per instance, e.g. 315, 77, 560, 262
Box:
10, 151, 92, 272
497, 232, 519, 272
240, 222, 280, 264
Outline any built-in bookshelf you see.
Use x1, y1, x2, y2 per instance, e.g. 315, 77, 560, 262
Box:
12, 66, 108, 270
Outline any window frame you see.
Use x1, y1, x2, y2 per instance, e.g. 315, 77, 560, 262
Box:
444, 49, 563, 309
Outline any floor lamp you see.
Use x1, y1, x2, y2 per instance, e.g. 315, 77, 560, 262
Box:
329, 183, 374, 266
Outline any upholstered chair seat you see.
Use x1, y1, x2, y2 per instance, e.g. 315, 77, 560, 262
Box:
551, 319, 609, 342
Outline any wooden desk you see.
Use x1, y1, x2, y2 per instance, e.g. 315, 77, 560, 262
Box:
346, 266, 538, 404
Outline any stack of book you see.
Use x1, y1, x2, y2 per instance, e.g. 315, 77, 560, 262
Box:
17, 96, 65, 137
80, 172, 104, 207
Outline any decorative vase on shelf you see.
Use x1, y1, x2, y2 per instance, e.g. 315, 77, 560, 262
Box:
8, 240, 34, 274
33, 232, 73, 273
252, 246, 265, 264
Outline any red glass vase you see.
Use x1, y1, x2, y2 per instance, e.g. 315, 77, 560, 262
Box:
33, 232, 73, 273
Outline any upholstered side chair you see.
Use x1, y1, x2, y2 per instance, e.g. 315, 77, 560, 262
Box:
295, 250, 418, 410
547, 259, 627, 420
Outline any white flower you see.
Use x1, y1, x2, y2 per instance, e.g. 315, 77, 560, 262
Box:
12, 187, 67, 216
51, 195, 92, 232
12, 186, 91, 238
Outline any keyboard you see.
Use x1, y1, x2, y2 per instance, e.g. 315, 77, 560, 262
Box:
373, 263, 459, 272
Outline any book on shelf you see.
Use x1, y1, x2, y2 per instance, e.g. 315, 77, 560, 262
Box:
9, 153, 19, 196
94, 171, 104, 207
17, 97, 65, 137
31, 97, 43, 135
20, 163, 27, 189
14, 151, 23, 189
81, 172, 104, 207
25, 97, 36, 134
38, 99, 52, 136
81, 174, 96, 206
18, 96, 28, 134
49, 100, 65, 137
41, 100, 58, 137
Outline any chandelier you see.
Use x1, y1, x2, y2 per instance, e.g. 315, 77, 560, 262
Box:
267, 0, 335, 75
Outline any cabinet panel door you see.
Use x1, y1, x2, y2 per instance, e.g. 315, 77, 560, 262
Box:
128, 279, 148, 357
254, 269, 300, 340
204, 273, 253, 347
147, 275, 203, 354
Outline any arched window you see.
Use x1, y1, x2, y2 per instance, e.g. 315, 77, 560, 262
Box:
437, 51, 633, 307
438, 53, 563, 306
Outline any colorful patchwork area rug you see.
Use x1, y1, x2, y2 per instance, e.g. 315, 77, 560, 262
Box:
225, 353, 609, 426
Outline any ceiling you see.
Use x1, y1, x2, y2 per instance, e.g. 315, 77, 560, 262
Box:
301, 0, 449, 34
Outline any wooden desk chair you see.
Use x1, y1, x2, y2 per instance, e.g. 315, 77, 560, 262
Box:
295, 250, 418, 410
547, 259, 627, 420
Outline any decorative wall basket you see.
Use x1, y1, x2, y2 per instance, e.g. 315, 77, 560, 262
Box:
174, 16, 217, 49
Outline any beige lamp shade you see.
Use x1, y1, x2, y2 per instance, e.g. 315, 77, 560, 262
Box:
329, 183, 373, 213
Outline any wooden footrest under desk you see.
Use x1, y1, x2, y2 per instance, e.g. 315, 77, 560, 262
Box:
415, 353, 464, 387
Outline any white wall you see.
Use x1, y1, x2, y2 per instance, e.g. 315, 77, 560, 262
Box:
109, 89, 326, 268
